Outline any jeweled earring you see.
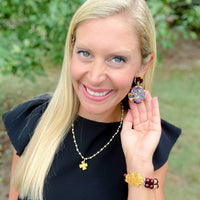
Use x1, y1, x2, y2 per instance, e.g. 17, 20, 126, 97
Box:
128, 76, 146, 104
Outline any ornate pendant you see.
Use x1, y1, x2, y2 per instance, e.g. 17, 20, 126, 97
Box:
79, 160, 88, 170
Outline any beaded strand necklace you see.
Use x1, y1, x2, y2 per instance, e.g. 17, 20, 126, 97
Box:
72, 105, 124, 170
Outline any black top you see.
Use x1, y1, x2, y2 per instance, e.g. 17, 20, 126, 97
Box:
2, 94, 181, 200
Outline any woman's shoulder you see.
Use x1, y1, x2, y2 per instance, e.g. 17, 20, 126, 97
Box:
2, 93, 52, 156
153, 119, 181, 170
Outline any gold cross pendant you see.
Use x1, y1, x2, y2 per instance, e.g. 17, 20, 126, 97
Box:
79, 160, 88, 170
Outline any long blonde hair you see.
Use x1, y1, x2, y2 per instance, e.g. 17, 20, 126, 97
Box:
13, 0, 156, 199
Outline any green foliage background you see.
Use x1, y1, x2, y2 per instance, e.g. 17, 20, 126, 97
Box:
0, 0, 85, 82
0, 0, 200, 82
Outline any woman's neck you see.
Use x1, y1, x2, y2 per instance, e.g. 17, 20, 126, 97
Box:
78, 104, 125, 123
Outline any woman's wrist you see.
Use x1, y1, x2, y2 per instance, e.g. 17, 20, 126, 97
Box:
124, 159, 158, 192
126, 159, 154, 175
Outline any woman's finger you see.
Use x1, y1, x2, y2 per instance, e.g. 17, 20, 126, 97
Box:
145, 90, 152, 121
151, 97, 160, 124
137, 100, 147, 123
129, 101, 140, 126
122, 109, 133, 132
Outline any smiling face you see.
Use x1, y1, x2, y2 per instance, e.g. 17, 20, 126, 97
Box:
70, 14, 147, 122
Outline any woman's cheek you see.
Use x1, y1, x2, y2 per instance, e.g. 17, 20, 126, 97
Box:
115, 73, 134, 90
70, 59, 82, 80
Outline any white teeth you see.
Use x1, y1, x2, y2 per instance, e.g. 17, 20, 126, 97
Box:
86, 87, 111, 97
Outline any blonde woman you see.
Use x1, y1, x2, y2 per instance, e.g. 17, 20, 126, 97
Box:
2, 0, 181, 199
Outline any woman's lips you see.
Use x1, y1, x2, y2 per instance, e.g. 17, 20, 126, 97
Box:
81, 84, 113, 101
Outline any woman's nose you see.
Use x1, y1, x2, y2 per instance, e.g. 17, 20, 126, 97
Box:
87, 60, 106, 85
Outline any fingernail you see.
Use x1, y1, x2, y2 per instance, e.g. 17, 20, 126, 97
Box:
154, 96, 158, 103
146, 89, 149, 94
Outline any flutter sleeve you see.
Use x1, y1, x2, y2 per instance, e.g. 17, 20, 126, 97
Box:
153, 119, 181, 170
2, 94, 51, 156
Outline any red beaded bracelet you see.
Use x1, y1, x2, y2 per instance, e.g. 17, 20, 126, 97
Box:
144, 178, 159, 189
124, 173, 159, 189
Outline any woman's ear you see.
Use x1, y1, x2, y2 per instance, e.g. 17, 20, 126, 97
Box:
137, 53, 155, 76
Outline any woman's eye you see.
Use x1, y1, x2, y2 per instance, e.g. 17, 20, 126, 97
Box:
77, 50, 90, 58
112, 56, 126, 63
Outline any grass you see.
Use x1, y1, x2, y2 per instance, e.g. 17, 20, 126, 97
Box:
152, 66, 200, 200
0, 63, 200, 200
0, 65, 60, 128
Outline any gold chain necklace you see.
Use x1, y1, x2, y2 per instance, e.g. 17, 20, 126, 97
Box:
72, 105, 124, 171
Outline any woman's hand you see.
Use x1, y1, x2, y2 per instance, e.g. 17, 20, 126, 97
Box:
121, 90, 161, 172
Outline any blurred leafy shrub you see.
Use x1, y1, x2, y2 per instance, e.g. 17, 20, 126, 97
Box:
148, 0, 200, 50
0, 0, 199, 81
0, 0, 84, 82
